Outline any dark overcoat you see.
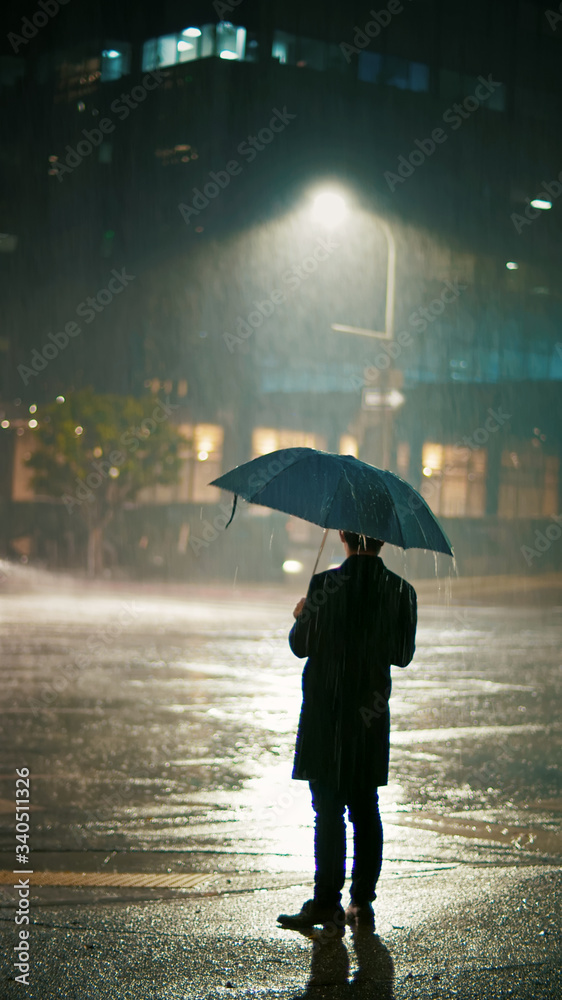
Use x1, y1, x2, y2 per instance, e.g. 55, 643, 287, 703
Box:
289, 554, 417, 792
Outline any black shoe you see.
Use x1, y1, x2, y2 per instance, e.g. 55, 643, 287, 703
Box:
345, 901, 375, 929
277, 898, 345, 929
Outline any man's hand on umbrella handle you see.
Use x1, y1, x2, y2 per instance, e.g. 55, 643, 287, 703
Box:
293, 597, 306, 619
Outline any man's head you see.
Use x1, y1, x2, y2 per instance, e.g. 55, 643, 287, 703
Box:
339, 530, 384, 557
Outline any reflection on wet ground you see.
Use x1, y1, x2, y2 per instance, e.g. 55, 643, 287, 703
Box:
0, 588, 561, 877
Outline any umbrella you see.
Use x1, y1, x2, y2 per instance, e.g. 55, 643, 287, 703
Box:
210, 447, 453, 558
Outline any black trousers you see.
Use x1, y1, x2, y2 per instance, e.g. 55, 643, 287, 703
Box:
309, 780, 383, 907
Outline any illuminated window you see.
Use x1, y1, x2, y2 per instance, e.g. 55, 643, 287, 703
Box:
54, 55, 101, 103
498, 447, 559, 517
143, 30, 201, 70
272, 31, 346, 72
12, 429, 38, 501
216, 22, 246, 61
154, 144, 199, 167
138, 423, 223, 504
100, 44, 131, 82
421, 443, 443, 476
339, 434, 358, 458
359, 53, 429, 91
420, 443, 486, 517
142, 23, 246, 70
252, 428, 326, 458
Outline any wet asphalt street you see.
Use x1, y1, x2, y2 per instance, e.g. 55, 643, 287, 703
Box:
0, 574, 561, 998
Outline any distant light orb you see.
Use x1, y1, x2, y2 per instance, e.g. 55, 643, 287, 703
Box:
28, 419, 38, 429
422, 466, 433, 477
56, 395, 65, 404
177, 40, 193, 51
93, 446, 103, 458
311, 190, 347, 228
505, 261, 519, 270
182, 27, 201, 37
108, 467, 120, 478
530, 198, 552, 210
75, 425, 83, 435
198, 450, 209, 461
103, 49, 121, 59
29, 404, 37, 413
219, 50, 239, 60
1, 420, 10, 429
282, 559, 304, 574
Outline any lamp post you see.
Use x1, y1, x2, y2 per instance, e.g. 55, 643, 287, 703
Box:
330, 217, 396, 346
311, 188, 398, 468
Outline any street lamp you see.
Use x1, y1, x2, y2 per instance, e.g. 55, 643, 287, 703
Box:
311, 190, 348, 228
331, 217, 396, 342
309, 187, 398, 468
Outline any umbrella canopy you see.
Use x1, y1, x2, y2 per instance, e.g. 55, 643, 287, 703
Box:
210, 447, 453, 556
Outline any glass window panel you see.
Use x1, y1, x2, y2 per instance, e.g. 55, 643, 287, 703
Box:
339, 435, 358, 457
543, 456, 559, 515
216, 22, 246, 61
358, 52, 383, 84
252, 427, 326, 457
137, 423, 223, 503
101, 44, 131, 82
498, 446, 553, 517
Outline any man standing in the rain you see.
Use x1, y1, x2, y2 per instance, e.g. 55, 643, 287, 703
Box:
277, 530, 417, 931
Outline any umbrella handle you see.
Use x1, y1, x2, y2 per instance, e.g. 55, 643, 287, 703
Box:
312, 529, 329, 576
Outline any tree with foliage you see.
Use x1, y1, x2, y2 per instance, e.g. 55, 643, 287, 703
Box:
26, 388, 184, 576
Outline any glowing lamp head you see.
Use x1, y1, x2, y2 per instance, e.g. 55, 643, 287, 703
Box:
311, 190, 347, 228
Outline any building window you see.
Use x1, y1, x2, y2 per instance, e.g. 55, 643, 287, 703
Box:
498, 447, 559, 517
54, 54, 101, 103
142, 23, 247, 71
339, 434, 358, 458
12, 429, 37, 501
272, 31, 347, 73
420, 442, 486, 517
252, 427, 326, 458
143, 28, 202, 70
216, 21, 246, 61
358, 53, 429, 91
100, 44, 131, 82
138, 423, 223, 504
439, 69, 505, 111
